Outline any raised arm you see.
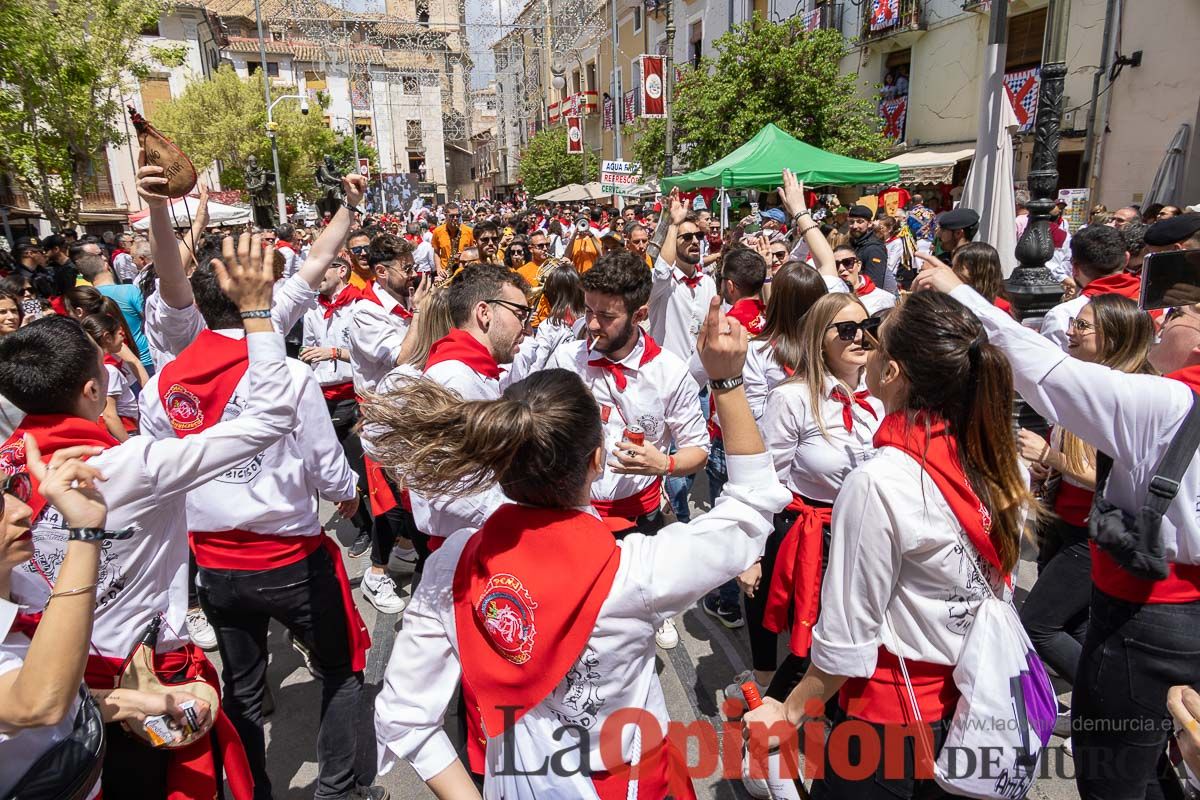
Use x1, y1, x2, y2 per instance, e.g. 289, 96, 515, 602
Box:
177, 183, 210, 272
654, 189, 686, 268
296, 175, 366, 290
779, 169, 835, 277
138, 153, 193, 310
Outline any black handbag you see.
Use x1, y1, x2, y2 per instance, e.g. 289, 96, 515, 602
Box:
5, 688, 106, 800
1090, 394, 1200, 581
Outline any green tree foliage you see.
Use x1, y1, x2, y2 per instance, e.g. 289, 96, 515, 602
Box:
629, 119, 667, 181
0, 0, 167, 228
151, 65, 377, 200
517, 127, 598, 197
661, 17, 890, 178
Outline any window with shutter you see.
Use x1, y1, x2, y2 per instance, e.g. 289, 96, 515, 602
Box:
1006, 8, 1047, 71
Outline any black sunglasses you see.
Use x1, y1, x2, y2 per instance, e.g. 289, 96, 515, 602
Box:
508, 249, 526, 257
350, 245, 370, 255
826, 317, 882, 343
2, 471, 32, 513
678, 231, 702, 242
478, 236, 498, 244
487, 298, 533, 325
835, 257, 859, 269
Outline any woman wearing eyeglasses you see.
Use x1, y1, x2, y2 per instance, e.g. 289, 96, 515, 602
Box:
1015, 295, 1155, 738
502, 235, 530, 273
735, 294, 884, 713
833, 245, 895, 316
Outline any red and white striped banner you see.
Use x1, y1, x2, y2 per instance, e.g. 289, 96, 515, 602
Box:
870, 0, 898, 31
801, 7, 821, 30
548, 90, 599, 125
623, 89, 638, 123
566, 116, 584, 153
880, 97, 907, 141
639, 55, 666, 118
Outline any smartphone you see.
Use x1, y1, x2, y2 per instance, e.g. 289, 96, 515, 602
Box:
1139, 249, 1200, 311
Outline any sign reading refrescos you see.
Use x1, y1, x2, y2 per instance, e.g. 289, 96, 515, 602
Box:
639, 56, 666, 118
600, 160, 643, 194
566, 116, 584, 154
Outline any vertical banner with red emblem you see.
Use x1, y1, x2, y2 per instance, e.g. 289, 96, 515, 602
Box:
639, 55, 666, 118
566, 116, 584, 153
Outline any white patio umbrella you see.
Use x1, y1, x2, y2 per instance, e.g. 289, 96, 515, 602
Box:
130, 195, 252, 230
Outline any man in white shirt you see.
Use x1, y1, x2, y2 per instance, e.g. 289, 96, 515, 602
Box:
546, 251, 709, 649
1040, 225, 1136, 350
271, 223, 302, 280
112, 232, 137, 283
833, 245, 896, 316
407, 222, 438, 274
140, 242, 385, 800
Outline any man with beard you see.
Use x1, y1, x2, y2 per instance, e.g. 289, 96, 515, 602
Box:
650, 193, 718, 363
431, 202, 474, 264
547, 250, 708, 650
847, 204, 888, 288
471, 220, 502, 265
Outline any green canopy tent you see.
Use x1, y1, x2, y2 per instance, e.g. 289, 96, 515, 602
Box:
660, 123, 900, 191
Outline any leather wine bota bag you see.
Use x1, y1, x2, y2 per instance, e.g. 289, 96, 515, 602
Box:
128, 106, 197, 198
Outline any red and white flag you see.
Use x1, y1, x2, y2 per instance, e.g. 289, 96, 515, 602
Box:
639, 55, 666, 118
566, 116, 584, 153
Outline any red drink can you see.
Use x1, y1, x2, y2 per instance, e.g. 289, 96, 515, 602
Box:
623, 425, 645, 446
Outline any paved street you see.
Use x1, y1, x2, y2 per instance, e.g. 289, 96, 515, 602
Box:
221, 491, 1081, 799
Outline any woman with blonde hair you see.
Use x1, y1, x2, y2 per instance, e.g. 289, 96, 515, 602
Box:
1017, 294, 1156, 700
737, 292, 883, 707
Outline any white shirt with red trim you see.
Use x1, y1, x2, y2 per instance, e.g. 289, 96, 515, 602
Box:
374, 453, 790, 795
143, 273, 318, 370
423, 357, 499, 402
761, 376, 882, 504
10, 333, 296, 660
856, 284, 896, 316
277, 242, 300, 280
648, 256, 717, 362
140, 330, 357, 536
547, 334, 708, 504
348, 289, 411, 395
813, 447, 1010, 681
302, 290, 359, 389
104, 362, 139, 420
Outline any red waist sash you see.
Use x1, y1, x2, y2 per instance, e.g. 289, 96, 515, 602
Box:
591, 479, 663, 534
84, 644, 255, 800
839, 647, 958, 725
362, 453, 399, 518
1091, 544, 1200, 604
592, 735, 698, 800
762, 494, 832, 657
321, 381, 355, 402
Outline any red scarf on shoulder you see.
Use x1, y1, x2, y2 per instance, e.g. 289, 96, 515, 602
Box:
1081, 272, 1141, 300
453, 504, 620, 736
318, 284, 364, 319
157, 330, 249, 437
855, 275, 878, 297
425, 328, 500, 380
873, 411, 1007, 577
727, 298, 766, 335
0, 415, 117, 519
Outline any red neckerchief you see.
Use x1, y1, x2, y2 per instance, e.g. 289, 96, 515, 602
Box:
452, 504, 620, 736
727, 298, 766, 335
0, 415, 117, 520
111, 248, 128, 260
1081, 272, 1141, 300
679, 269, 703, 289
360, 282, 412, 319
873, 411, 1007, 576
157, 330, 250, 438
1168, 365, 1200, 394
1050, 223, 1067, 248
425, 328, 500, 380
830, 385, 878, 433
994, 296, 1013, 314
103, 353, 121, 368
855, 275, 878, 297
586, 333, 662, 392
318, 284, 364, 319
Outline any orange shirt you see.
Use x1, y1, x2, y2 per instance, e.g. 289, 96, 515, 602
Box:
516, 260, 552, 328
569, 236, 600, 274
431, 224, 474, 264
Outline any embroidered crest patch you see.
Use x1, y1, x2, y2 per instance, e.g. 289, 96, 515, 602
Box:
477, 573, 538, 665
0, 439, 25, 475
164, 383, 204, 433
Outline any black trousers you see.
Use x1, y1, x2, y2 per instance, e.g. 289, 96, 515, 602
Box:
371, 470, 429, 574
1019, 522, 1091, 684
326, 397, 373, 536
197, 546, 364, 800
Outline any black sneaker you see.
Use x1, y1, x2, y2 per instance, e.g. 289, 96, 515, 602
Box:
347, 786, 389, 800
702, 593, 745, 629
348, 530, 371, 559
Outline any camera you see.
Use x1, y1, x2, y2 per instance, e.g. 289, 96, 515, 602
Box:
300, 98, 310, 115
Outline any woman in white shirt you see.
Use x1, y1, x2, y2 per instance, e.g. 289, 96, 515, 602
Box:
366, 299, 790, 799
741, 293, 884, 706
747, 290, 1033, 798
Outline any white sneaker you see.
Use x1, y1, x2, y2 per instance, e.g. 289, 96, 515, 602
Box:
724, 669, 769, 710
388, 545, 418, 574
1061, 736, 1073, 756
741, 745, 772, 799
186, 608, 219, 651
655, 618, 680, 649
362, 572, 407, 614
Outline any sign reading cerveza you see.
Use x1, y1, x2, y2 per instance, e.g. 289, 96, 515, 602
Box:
600, 160, 643, 194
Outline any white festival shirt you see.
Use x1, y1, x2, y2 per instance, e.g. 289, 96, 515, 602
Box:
347, 289, 411, 395
302, 287, 360, 389
648, 256, 717, 362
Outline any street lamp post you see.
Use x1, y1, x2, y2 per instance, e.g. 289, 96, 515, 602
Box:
333, 115, 361, 164
663, 0, 676, 176
252, 0, 288, 222
1007, 0, 1071, 323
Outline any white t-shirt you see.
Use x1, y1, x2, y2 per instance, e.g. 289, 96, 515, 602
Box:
648, 257, 717, 362
104, 362, 139, 420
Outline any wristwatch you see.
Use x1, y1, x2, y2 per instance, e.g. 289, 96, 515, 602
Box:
709, 376, 744, 391
68, 527, 135, 542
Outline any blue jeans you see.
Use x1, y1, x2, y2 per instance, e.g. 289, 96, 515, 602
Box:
1073, 587, 1200, 800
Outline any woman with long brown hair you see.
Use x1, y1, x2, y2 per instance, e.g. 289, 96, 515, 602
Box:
747, 290, 1034, 797
736, 293, 884, 712
1016, 294, 1155, 712
369, 299, 790, 799
945, 242, 1013, 314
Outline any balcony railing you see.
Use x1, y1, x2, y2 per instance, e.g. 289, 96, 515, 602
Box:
860, 0, 924, 41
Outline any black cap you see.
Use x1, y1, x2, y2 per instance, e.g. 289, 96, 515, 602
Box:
938, 207, 981, 231
1144, 213, 1200, 246
848, 204, 874, 220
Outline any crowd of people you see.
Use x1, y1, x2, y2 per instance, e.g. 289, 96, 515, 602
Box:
2, 147, 1200, 800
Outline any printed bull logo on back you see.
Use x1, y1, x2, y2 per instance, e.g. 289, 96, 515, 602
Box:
476, 573, 538, 665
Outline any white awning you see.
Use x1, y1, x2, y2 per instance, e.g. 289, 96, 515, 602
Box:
882, 146, 976, 184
